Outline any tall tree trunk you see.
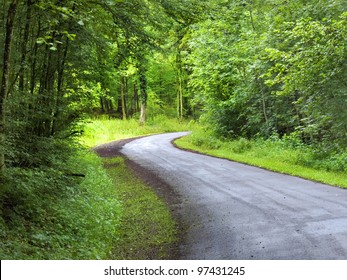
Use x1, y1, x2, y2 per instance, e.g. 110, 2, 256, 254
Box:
51, 33, 70, 136
0, 0, 18, 173
138, 65, 147, 125
133, 84, 139, 113
140, 103, 146, 125
120, 76, 127, 120
30, 17, 42, 96
19, 0, 32, 93
36, 29, 58, 138
256, 76, 269, 133
52, 2, 76, 135
100, 96, 105, 113
176, 51, 184, 120
261, 91, 269, 127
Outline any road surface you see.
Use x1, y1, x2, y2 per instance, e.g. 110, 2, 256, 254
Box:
121, 132, 347, 259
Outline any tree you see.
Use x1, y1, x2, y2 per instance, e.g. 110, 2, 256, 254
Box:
0, 0, 18, 173
183, 0, 347, 148
264, 13, 347, 146
160, 0, 205, 120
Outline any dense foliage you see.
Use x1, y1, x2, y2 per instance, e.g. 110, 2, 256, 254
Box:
1, 0, 346, 259
185, 0, 347, 152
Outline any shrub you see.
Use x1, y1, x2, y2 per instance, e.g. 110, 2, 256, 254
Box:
231, 137, 253, 153
190, 129, 222, 149
314, 151, 347, 172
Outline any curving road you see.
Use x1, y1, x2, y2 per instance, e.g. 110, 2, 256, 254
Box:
121, 132, 347, 260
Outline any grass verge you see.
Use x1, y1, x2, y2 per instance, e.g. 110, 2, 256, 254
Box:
102, 157, 177, 259
175, 129, 347, 188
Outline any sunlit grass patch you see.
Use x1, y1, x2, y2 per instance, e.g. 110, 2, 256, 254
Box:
81, 115, 195, 147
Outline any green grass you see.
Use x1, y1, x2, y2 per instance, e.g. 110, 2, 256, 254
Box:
175, 128, 347, 188
102, 157, 177, 259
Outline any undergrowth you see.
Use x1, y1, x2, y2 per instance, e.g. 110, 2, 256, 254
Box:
0, 150, 120, 259
176, 127, 347, 188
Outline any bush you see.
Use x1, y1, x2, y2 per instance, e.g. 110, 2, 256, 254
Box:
311, 150, 347, 172
281, 132, 305, 149
231, 137, 253, 153
190, 129, 222, 149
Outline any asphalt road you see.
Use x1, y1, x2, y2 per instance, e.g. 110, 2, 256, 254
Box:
121, 132, 347, 260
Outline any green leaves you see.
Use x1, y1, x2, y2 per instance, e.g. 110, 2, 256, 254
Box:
181, 0, 347, 147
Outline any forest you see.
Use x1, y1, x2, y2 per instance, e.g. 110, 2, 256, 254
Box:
1, 0, 346, 259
